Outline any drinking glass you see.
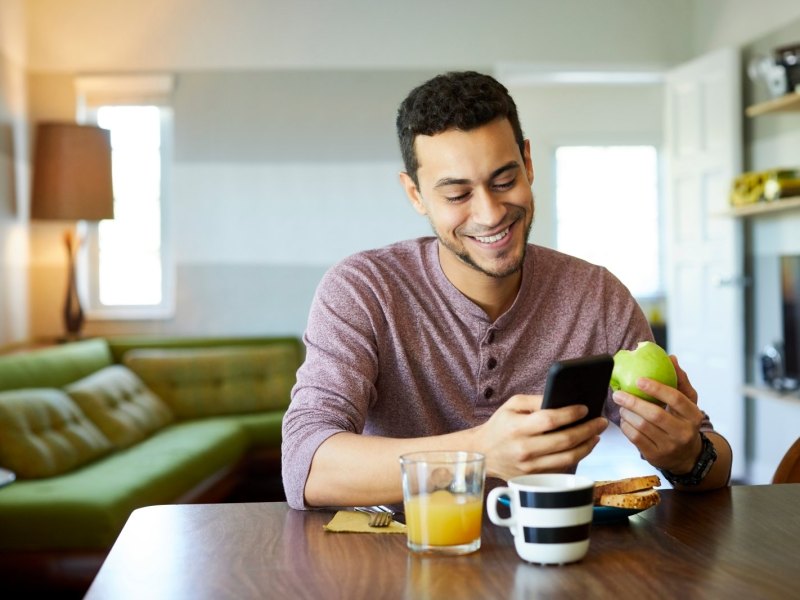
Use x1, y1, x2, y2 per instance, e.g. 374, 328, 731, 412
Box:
399, 451, 486, 555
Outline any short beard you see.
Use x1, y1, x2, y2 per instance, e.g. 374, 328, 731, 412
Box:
432, 207, 534, 279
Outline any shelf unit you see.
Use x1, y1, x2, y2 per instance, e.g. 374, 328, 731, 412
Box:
726, 195, 800, 217
728, 95, 800, 217
745, 91, 800, 117
743, 384, 800, 404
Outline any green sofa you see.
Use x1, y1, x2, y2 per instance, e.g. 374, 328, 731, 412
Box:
0, 335, 303, 595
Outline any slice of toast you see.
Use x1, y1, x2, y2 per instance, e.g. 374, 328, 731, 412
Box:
596, 488, 661, 510
593, 474, 661, 503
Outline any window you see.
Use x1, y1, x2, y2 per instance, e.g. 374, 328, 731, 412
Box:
75, 76, 174, 319
555, 145, 661, 298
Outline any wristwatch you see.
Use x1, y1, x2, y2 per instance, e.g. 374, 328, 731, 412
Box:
660, 432, 717, 486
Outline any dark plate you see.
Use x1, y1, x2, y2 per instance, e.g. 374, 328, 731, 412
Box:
495, 496, 644, 524
591, 505, 645, 524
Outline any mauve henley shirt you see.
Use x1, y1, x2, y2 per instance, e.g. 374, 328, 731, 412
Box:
281, 238, 706, 509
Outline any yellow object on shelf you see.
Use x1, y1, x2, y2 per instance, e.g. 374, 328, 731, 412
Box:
764, 169, 800, 201
731, 168, 800, 206
731, 171, 766, 206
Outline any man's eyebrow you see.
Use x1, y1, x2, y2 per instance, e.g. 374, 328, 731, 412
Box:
433, 161, 520, 189
433, 176, 471, 189
490, 161, 521, 180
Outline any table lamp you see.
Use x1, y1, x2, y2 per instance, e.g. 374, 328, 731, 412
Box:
30, 122, 114, 340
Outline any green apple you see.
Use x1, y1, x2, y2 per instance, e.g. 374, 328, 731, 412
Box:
610, 341, 677, 405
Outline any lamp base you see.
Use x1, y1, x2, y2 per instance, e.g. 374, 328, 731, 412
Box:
63, 229, 85, 339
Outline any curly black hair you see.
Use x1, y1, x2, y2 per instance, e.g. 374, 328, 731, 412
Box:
396, 71, 525, 185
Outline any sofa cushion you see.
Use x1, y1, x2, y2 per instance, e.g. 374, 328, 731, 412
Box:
106, 335, 304, 365
0, 419, 248, 550
65, 365, 174, 449
213, 411, 286, 447
0, 338, 115, 392
0, 388, 113, 479
123, 346, 297, 419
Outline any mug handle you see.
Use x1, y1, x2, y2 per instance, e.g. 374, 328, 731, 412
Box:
487, 487, 516, 533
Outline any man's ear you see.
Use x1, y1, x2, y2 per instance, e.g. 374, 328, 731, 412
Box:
399, 171, 427, 216
523, 139, 535, 185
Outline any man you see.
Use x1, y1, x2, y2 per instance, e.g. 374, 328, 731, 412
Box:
282, 71, 732, 510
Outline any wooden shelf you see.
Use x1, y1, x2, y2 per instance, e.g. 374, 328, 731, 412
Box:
743, 384, 800, 403
724, 195, 800, 217
745, 92, 800, 117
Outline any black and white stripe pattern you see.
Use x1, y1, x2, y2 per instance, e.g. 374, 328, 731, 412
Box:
518, 487, 594, 509
517, 486, 593, 546
487, 474, 595, 564
523, 523, 591, 544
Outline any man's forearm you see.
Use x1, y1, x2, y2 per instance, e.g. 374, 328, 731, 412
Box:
303, 429, 478, 507
673, 431, 732, 492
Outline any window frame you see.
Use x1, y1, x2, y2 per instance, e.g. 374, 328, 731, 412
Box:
551, 136, 665, 301
74, 76, 175, 321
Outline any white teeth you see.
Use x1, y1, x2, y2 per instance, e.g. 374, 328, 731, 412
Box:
474, 227, 510, 244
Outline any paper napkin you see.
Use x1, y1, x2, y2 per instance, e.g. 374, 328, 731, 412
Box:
323, 510, 406, 534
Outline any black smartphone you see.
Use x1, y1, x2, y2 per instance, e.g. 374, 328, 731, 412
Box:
540, 354, 614, 430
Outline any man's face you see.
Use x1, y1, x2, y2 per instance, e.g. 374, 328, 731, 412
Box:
401, 118, 535, 282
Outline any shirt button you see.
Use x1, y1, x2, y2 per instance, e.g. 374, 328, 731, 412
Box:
487, 357, 497, 370
483, 387, 494, 399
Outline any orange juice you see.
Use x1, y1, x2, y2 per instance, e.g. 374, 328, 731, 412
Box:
404, 489, 483, 546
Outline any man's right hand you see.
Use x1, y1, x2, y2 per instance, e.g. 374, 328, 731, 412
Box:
303, 393, 606, 508
472, 393, 607, 481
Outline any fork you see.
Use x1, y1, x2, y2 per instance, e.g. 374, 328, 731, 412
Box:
355, 506, 394, 527
367, 511, 393, 527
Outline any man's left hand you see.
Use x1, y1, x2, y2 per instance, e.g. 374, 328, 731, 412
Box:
612, 355, 703, 474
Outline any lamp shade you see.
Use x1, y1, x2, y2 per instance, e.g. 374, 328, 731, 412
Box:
31, 122, 114, 221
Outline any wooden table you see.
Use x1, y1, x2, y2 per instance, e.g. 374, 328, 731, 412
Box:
85, 485, 800, 599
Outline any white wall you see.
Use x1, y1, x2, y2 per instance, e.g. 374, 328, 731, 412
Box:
23, 0, 689, 339
16, 1, 800, 343
25, 70, 665, 339
0, 0, 29, 345
25, 0, 694, 71
26, 69, 437, 338
0, 0, 26, 66
170, 70, 430, 268
28, 0, 800, 72
691, 0, 800, 55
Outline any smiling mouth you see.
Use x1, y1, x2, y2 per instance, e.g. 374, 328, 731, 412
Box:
471, 225, 511, 245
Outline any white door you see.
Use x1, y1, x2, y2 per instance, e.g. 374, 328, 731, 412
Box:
664, 48, 746, 481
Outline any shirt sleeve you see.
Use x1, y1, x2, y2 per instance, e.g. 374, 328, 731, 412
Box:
281, 262, 383, 509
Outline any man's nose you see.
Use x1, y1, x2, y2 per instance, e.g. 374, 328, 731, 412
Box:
471, 188, 505, 227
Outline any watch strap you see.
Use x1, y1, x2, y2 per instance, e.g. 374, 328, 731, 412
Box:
660, 432, 717, 486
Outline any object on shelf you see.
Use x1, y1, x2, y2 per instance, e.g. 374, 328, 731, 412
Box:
748, 54, 790, 98
764, 169, 800, 201
760, 343, 799, 391
775, 42, 800, 93
747, 42, 800, 98
731, 171, 765, 206
730, 168, 800, 206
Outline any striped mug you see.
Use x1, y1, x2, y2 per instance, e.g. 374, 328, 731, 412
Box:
487, 474, 594, 564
